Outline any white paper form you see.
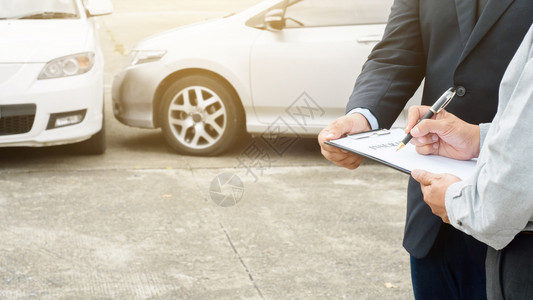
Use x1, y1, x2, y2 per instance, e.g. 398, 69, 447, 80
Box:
326, 128, 476, 180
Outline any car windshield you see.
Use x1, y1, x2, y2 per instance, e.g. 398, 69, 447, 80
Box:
0, 0, 79, 20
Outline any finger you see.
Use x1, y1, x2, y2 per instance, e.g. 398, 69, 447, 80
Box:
409, 134, 439, 146
319, 116, 359, 142
320, 112, 374, 141
411, 169, 434, 186
323, 148, 364, 169
319, 114, 373, 156
319, 141, 346, 154
411, 118, 451, 138
415, 143, 439, 156
406, 105, 431, 133
321, 147, 365, 168
442, 215, 450, 224
334, 154, 365, 170
318, 129, 340, 145
318, 126, 344, 146
321, 148, 356, 162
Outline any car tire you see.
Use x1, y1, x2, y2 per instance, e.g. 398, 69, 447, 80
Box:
75, 116, 106, 155
159, 75, 244, 156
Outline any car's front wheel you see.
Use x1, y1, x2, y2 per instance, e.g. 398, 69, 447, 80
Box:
159, 75, 243, 156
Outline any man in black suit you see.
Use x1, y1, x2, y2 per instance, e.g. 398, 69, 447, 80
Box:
319, 0, 533, 298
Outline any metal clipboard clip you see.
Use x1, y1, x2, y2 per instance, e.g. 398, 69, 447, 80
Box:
347, 129, 391, 140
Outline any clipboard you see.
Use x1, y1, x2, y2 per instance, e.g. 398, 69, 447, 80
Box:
325, 128, 476, 180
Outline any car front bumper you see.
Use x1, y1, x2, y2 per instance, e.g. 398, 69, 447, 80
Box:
0, 63, 104, 147
112, 62, 167, 129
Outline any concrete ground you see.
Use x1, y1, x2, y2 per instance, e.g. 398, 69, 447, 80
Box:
0, 0, 414, 299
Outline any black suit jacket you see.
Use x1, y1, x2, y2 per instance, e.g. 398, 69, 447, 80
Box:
347, 0, 533, 258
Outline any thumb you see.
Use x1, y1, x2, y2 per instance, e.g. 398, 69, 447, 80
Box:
411, 169, 433, 186
321, 116, 357, 141
323, 129, 342, 141
321, 130, 341, 143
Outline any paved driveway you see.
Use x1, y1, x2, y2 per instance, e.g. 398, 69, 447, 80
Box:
0, 1, 413, 298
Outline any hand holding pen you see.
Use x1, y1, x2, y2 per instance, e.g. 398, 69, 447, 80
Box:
399, 91, 481, 161
397, 87, 457, 151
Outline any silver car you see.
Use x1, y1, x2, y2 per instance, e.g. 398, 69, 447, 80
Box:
112, 0, 417, 156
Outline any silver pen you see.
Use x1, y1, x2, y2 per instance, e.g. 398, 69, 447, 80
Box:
396, 87, 457, 151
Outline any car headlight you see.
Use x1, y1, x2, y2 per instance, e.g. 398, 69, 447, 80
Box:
127, 50, 167, 66
38, 52, 95, 80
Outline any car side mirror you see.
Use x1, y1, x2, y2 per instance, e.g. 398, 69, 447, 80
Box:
84, 0, 113, 17
264, 9, 285, 31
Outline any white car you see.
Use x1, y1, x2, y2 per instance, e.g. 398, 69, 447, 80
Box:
113, 0, 419, 156
0, 0, 112, 154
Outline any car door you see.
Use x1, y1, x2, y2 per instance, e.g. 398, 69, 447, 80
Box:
249, 0, 394, 134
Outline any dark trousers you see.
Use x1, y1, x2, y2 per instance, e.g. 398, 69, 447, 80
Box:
486, 232, 533, 300
410, 224, 487, 300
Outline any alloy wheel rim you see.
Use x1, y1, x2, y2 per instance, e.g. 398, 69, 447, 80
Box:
167, 86, 227, 150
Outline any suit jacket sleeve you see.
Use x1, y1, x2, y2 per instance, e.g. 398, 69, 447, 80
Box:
346, 0, 426, 129
445, 26, 533, 250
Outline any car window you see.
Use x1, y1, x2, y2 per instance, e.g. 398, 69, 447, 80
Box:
284, 0, 393, 28
0, 0, 79, 20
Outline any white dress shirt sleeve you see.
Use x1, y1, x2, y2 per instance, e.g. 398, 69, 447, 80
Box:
347, 108, 379, 130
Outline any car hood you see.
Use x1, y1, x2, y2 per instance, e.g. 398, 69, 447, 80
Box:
132, 0, 282, 51
133, 18, 227, 50
131, 0, 284, 50
0, 20, 91, 63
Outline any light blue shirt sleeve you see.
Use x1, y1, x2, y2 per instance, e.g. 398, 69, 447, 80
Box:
347, 108, 379, 130
445, 27, 533, 250
478, 123, 491, 148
